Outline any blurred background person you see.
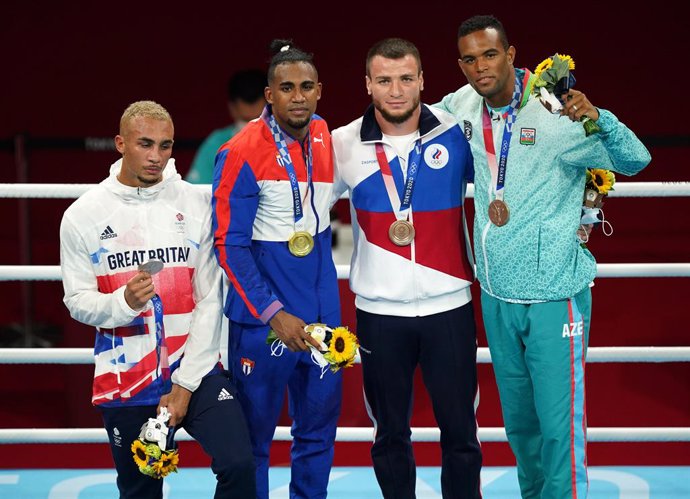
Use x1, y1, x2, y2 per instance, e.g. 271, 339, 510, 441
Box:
186, 69, 267, 184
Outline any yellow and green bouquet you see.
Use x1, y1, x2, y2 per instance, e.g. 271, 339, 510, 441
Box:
533, 53, 600, 136
267, 323, 359, 373
584, 168, 616, 209
580, 167, 616, 245
131, 407, 179, 479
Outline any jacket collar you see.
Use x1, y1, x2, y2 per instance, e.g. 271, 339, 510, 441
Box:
359, 103, 441, 143
103, 158, 179, 202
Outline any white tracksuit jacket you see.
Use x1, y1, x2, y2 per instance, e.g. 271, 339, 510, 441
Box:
60, 159, 223, 407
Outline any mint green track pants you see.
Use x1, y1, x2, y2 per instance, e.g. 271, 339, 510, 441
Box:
481, 287, 592, 499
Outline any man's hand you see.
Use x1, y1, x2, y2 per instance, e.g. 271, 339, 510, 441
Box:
158, 384, 193, 426
577, 223, 593, 243
124, 271, 155, 310
269, 310, 321, 352
560, 89, 599, 123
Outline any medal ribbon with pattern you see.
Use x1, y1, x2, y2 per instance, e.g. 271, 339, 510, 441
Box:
151, 294, 171, 391
374, 138, 422, 222
481, 72, 526, 203
268, 113, 313, 233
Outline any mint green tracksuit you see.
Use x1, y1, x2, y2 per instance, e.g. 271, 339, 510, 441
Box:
436, 69, 651, 499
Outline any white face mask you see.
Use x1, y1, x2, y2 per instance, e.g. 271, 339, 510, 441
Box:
579, 207, 614, 243
580, 207, 601, 225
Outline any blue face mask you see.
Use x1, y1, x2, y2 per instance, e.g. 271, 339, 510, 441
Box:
579, 207, 613, 243
580, 207, 602, 225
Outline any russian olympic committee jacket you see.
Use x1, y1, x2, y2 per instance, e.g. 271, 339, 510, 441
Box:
212, 107, 340, 327
332, 104, 475, 317
60, 160, 223, 408
437, 69, 652, 302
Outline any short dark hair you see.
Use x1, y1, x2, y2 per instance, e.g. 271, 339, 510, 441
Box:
267, 39, 316, 83
366, 38, 422, 76
458, 15, 509, 50
227, 69, 267, 103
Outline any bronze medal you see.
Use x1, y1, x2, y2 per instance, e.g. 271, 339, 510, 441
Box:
388, 220, 415, 246
288, 231, 314, 257
488, 199, 510, 226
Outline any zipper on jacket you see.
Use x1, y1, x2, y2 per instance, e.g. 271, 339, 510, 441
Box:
301, 136, 324, 323
409, 210, 421, 315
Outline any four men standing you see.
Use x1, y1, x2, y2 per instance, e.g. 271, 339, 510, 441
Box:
60, 17, 651, 498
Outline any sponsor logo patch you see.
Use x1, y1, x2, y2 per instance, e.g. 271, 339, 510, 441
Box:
217, 388, 234, 401
463, 120, 472, 141
100, 225, 118, 240
112, 427, 122, 447
313, 133, 326, 148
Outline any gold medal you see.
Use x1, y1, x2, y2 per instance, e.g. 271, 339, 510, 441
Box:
488, 199, 510, 226
288, 231, 314, 257
388, 220, 415, 246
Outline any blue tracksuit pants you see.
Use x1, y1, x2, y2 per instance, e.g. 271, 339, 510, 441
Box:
229, 321, 342, 499
356, 303, 482, 499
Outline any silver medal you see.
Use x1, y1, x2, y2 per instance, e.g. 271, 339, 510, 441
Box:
138, 259, 164, 275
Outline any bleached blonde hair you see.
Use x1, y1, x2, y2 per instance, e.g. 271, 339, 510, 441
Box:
119, 100, 172, 134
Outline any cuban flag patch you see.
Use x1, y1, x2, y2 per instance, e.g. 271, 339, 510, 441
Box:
520, 128, 536, 145
241, 357, 255, 376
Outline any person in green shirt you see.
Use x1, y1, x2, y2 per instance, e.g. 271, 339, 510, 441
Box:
186, 69, 267, 184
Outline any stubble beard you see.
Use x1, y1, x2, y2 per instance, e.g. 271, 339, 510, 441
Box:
286, 116, 311, 132
136, 173, 162, 186
375, 96, 421, 125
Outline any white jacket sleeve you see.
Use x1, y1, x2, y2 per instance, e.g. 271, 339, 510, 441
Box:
60, 214, 142, 328
330, 131, 349, 209
171, 203, 224, 393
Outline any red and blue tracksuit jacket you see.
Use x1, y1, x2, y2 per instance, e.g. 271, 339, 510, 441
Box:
332, 104, 475, 317
212, 109, 339, 327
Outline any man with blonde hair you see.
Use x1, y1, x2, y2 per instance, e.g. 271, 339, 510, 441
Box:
60, 100, 255, 498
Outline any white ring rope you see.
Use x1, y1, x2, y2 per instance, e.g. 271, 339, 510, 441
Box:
0, 426, 688, 444
1, 263, 689, 282
1, 182, 687, 447
0, 181, 689, 199
1, 347, 689, 365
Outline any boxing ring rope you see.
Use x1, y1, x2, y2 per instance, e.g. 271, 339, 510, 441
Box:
2, 263, 690, 282
2, 346, 690, 365
0, 181, 690, 199
1, 426, 689, 445
1, 181, 688, 446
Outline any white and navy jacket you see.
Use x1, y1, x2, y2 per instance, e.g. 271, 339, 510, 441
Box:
60, 160, 223, 407
332, 104, 475, 317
